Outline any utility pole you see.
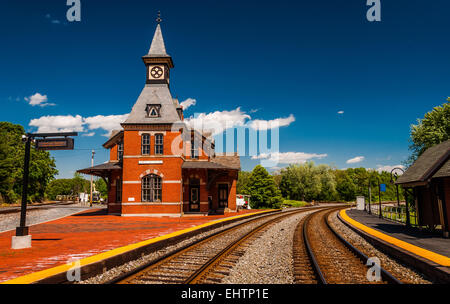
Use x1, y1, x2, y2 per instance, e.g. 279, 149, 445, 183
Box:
90, 150, 95, 207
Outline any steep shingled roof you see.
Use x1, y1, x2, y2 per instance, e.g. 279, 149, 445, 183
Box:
396, 139, 450, 185
147, 24, 169, 57
121, 84, 181, 125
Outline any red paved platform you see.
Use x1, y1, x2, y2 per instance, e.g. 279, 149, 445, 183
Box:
0, 209, 260, 282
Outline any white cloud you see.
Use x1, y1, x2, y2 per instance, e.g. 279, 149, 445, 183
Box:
249, 114, 295, 131
185, 107, 250, 135
82, 132, 95, 137
337, 110, 344, 114
84, 114, 129, 137
180, 98, 196, 110
252, 151, 328, 164
185, 107, 295, 135
25, 93, 55, 107
346, 156, 365, 164
376, 165, 405, 173
29, 115, 84, 133
29, 113, 129, 137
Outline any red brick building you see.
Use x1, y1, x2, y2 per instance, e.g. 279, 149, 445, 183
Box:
78, 23, 240, 217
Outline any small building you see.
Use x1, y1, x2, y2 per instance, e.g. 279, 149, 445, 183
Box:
396, 139, 450, 237
78, 21, 240, 217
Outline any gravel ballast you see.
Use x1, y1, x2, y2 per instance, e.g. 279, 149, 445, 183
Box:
328, 210, 432, 284
221, 210, 314, 284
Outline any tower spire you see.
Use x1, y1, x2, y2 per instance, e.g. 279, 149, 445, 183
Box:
147, 11, 167, 57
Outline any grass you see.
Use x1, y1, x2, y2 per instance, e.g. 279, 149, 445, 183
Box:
281, 200, 312, 208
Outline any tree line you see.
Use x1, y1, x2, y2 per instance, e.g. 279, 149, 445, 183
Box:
237, 163, 405, 209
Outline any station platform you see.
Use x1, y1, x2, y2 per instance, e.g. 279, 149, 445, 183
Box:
340, 209, 450, 267
0, 208, 267, 283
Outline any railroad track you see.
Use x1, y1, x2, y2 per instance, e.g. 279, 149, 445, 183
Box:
293, 207, 402, 284
107, 206, 330, 284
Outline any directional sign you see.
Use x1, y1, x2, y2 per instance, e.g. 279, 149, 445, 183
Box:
380, 183, 386, 192
35, 138, 74, 150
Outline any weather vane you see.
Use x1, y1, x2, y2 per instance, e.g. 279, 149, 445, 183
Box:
156, 11, 162, 24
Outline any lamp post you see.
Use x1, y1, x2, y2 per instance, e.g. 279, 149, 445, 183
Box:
390, 167, 405, 208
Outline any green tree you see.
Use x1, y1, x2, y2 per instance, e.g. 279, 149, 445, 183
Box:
408, 100, 450, 164
279, 162, 334, 201
94, 178, 108, 198
248, 165, 283, 209
335, 170, 357, 201
237, 171, 251, 194
0, 122, 58, 203
46, 179, 75, 200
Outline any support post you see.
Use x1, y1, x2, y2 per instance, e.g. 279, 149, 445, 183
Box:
90, 150, 95, 207
16, 135, 31, 236
378, 179, 382, 219
12, 135, 32, 249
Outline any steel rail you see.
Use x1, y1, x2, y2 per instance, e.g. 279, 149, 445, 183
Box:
324, 209, 403, 284
303, 207, 402, 284
109, 206, 332, 284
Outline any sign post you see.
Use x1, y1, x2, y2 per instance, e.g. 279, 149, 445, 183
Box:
12, 132, 77, 249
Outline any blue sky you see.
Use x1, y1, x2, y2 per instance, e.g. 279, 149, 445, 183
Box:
1, 0, 449, 178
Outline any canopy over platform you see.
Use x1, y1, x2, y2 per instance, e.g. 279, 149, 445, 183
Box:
77, 162, 122, 177
396, 140, 450, 187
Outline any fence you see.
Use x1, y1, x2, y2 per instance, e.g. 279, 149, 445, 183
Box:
366, 203, 418, 227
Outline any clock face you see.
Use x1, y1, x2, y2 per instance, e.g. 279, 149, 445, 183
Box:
150, 66, 164, 79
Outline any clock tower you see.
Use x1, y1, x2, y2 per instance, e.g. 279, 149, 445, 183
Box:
142, 14, 174, 85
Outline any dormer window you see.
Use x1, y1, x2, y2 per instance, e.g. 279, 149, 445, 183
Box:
145, 104, 161, 118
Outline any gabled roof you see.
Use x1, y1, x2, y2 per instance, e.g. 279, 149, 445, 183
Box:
103, 130, 123, 148
396, 140, 450, 185
122, 84, 181, 125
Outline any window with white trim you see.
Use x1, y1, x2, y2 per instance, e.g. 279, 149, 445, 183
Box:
155, 134, 163, 155
142, 134, 150, 155
117, 141, 124, 161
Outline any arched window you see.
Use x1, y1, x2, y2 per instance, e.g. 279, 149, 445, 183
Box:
142, 134, 150, 155
142, 174, 162, 202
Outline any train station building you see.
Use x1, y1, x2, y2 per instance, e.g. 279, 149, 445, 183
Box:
396, 139, 450, 237
78, 22, 240, 217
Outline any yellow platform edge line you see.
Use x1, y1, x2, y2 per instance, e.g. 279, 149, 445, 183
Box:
2, 209, 277, 284
340, 209, 450, 267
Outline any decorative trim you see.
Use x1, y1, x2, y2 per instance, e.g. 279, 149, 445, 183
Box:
121, 213, 182, 218
139, 160, 163, 165
123, 181, 141, 184
123, 155, 184, 159
122, 202, 181, 206
139, 169, 164, 179
163, 180, 181, 184
138, 131, 167, 136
